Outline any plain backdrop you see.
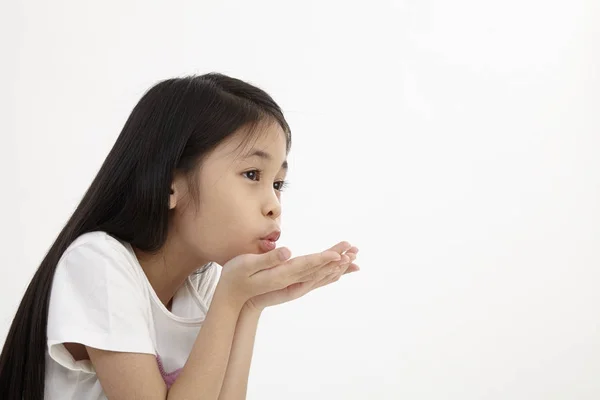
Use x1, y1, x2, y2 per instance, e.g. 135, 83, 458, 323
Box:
1, 0, 599, 399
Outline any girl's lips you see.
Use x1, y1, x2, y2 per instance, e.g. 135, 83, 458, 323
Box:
261, 230, 281, 242
259, 239, 277, 253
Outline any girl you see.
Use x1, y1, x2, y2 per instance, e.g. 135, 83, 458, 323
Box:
0, 73, 359, 400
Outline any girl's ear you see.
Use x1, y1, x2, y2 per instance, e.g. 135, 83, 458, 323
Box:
169, 187, 176, 210
169, 187, 177, 210
169, 175, 186, 210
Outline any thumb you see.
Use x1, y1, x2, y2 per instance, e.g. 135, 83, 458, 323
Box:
251, 247, 291, 273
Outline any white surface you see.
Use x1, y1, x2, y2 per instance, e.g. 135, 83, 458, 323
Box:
1, 1, 599, 399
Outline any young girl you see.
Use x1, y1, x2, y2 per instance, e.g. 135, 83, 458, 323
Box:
0, 73, 359, 400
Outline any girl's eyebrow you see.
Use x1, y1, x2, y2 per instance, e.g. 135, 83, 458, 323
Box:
246, 150, 288, 170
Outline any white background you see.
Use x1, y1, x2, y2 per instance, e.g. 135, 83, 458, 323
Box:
1, 0, 599, 399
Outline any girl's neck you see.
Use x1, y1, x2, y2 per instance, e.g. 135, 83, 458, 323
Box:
133, 237, 208, 308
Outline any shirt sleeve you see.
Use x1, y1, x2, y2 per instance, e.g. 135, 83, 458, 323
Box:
47, 234, 155, 372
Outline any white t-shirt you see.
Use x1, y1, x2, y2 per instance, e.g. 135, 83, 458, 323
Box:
44, 231, 221, 400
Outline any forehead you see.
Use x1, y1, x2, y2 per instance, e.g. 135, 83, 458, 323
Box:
214, 121, 288, 164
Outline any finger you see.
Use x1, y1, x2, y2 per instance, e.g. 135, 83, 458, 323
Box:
249, 247, 292, 275
337, 256, 352, 273
300, 242, 355, 279
289, 251, 343, 281
320, 253, 352, 274
343, 264, 360, 274
314, 268, 344, 289
321, 253, 350, 271
314, 262, 359, 290
317, 257, 352, 283
297, 253, 352, 283
345, 246, 359, 256
313, 273, 335, 289
322, 261, 359, 284
270, 252, 346, 288
264, 250, 341, 285
327, 241, 352, 255
313, 264, 340, 287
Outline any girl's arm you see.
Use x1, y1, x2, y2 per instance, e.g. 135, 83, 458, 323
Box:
217, 304, 262, 400
87, 284, 243, 400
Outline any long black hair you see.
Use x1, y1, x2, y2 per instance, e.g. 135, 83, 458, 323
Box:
0, 73, 291, 399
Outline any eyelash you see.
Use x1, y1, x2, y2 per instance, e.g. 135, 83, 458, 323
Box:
243, 170, 289, 192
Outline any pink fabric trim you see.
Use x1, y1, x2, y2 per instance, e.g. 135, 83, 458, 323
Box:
156, 355, 182, 389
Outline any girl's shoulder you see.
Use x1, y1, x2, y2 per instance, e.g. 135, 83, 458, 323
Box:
62, 231, 134, 262
66, 230, 126, 253
58, 231, 142, 282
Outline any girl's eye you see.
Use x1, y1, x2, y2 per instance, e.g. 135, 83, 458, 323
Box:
243, 170, 289, 192
274, 180, 289, 192
243, 170, 260, 181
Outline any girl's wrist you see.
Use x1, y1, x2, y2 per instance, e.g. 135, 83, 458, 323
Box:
212, 282, 247, 313
242, 301, 264, 316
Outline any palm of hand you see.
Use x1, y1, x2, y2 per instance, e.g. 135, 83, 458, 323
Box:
246, 243, 359, 311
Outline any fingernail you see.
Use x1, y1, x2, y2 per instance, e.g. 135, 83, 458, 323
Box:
279, 248, 291, 261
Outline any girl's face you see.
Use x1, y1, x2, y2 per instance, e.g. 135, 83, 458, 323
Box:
170, 121, 289, 267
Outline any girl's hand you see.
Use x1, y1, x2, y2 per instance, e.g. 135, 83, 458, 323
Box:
219, 245, 343, 309
245, 242, 360, 312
